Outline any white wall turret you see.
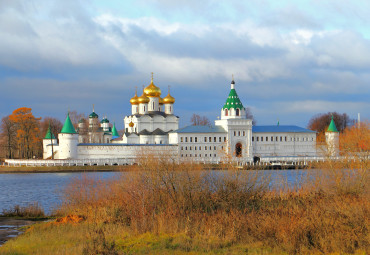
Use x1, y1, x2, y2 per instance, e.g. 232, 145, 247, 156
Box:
58, 113, 79, 159
43, 125, 58, 159
325, 116, 339, 157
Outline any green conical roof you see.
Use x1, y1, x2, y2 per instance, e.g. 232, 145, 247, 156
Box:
61, 113, 77, 134
222, 88, 244, 110
327, 116, 339, 132
44, 126, 56, 139
112, 123, 119, 138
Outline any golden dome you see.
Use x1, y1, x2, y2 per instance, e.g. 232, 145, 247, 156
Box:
130, 91, 139, 105
163, 92, 175, 104
144, 73, 161, 97
138, 92, 150, 104
159, 97, 164, 105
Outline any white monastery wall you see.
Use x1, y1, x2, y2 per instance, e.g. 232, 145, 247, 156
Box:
77, 144, 178, 160
252, 132, 316, 157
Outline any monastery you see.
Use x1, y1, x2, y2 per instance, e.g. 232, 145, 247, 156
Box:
42, 74, 339, 163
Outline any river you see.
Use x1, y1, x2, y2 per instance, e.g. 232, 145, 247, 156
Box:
0, 170, 310, 215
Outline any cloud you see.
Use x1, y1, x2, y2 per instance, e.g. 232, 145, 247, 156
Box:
0, 0, 369, 128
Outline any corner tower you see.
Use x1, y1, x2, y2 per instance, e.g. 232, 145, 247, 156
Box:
215, 77, 252, 160
43, 125, 58, 159
58, 113, 79, 159
325, 116, 339, 157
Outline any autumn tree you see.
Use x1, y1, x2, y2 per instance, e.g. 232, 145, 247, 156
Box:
340, 121, 370, 156
308, 112, 353, 142
9, 107, 41, 159
191, 114, 211, 126
0, 116, 17, 159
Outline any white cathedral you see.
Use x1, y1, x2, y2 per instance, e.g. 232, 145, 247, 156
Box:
43, 74, 339, 163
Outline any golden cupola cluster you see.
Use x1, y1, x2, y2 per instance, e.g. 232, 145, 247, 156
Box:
130, 73, 175, 105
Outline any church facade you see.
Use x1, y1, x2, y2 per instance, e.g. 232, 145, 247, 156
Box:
43, 75, 338, 162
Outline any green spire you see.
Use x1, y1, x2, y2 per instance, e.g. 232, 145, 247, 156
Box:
327, 116, 339, 132
222, 88, 244, 110
61, 113, 77, 134
112, 123, 119, 138
44, 126, 56, 139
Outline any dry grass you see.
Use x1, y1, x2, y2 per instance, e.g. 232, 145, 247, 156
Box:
1, 153, 369, 254
1, 202, 45, 218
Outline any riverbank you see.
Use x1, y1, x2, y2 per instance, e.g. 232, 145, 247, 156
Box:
0, 163, 311, 173
0, 218, 39, 246
1, 157, 368, 255
0, 165, 126, 173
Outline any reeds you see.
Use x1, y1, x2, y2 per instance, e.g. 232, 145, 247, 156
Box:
1, 202, 45, 218
52, 152, 369, 254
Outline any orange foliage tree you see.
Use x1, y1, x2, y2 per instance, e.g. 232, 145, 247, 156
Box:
9, 107, 42, 159
340, 121, 370, 156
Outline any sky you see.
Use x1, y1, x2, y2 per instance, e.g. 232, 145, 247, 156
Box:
1, 0, 369, 130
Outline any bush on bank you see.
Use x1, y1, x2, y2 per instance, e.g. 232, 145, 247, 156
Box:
1, 153, 369, 254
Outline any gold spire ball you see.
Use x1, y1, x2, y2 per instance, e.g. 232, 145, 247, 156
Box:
130, 87, 139, 105
163, 85, 175, 104
144, 72, 161, 97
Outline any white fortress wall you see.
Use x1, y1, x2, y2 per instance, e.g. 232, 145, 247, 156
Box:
253, 132, 316, 157
77, 144, 178, 160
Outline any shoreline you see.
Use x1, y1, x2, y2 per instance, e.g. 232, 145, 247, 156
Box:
0, 164, 311, 174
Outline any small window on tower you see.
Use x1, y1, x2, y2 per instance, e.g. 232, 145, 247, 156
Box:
225, 109, 228, 116
236, 109, 240, 116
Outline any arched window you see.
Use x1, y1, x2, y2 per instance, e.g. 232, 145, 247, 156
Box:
225, 109, 228, 116
170, 106, 172, 112
153, 102, 155, 110
236, 109, 240, 116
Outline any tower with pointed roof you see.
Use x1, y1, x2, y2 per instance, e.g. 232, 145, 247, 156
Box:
221, 76, 246, 119
325, 116, 339, 156
58, 113, 79, 159
43, 125, 58, 159
215, 77, 253, 159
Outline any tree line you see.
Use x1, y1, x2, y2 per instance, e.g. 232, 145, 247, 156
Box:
0, 107, 63, 159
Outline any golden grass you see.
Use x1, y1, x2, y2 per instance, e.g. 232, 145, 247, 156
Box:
1, 154, 369, 254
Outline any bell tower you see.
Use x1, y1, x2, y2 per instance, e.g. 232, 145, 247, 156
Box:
215, 76, 252, 159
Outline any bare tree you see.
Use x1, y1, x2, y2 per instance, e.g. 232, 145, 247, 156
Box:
308, 112, 354, 142
68, 111, 86, 129
40, 117, 63, 139
1, 116, 16, 159
190, 114, 211, 126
